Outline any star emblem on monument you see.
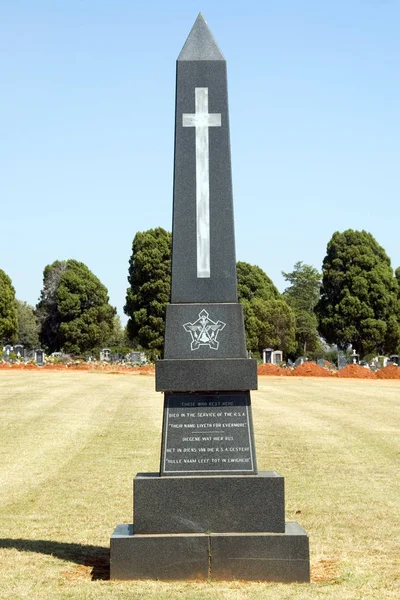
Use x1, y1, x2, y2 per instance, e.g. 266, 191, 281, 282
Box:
183, 309, 226, 351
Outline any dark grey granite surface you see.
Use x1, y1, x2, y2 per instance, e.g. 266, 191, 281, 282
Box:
134, 472, 284, 533
110, 524, 209, 580
110, 14, 310, 583
159, 392, 257, 475
156, 358, 257, 392
210, 523, 310, 582
178, 12, 225, 61
171, 14, 237, 303
164, 303, 247, 359
110, 522, 310, 582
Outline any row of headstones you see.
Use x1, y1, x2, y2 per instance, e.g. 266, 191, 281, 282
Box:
2, 345, 45, 365
262, 348, 283, 364
2, 346, 146, 366
98, 349, 146, 364
338, 350, 399, 370
262, 347, 399, 370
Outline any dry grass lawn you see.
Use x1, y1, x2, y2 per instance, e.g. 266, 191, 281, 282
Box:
0, 371, 398, 599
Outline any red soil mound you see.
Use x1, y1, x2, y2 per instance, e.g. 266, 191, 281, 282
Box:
137, 364, 155, 372
376, 364, 400, 379
0, 362, 40, 370
337, 364, 377, 379
292, 362, 333, 377
257, 363, 289, 376
138, 365, 156, 374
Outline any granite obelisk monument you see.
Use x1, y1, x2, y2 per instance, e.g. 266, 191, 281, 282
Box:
110, 14, 310, 582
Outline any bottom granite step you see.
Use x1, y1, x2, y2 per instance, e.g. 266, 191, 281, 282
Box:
110, 522, 310, 582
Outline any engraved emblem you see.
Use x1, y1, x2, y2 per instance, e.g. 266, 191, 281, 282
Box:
183, 309, 226, 351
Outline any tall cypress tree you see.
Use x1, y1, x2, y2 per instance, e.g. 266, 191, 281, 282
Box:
316, 230, 400, 356
0, 269, 18, 344
124, 228, 172, 360
37, 260, 116, 354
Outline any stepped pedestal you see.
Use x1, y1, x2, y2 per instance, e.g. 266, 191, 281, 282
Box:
110, 473, 309, 581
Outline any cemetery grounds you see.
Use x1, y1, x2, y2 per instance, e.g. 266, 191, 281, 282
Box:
0, 371, 398, 600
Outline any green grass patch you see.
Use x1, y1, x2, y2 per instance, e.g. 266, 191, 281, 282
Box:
0, 372, 399, 599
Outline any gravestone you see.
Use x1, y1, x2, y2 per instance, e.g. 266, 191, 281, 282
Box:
294, 356, 307, 367
100, 348, 111, 361
272, 350, 283, 364
263, 348, 273, 363
263, 349, 283, 365
378, 356, 389, 368
110, 14, 310, 582
126, 351, 144, 365
338, 350, 347, 370
14, 344, 25, 359
3, 344, 13, 359
34, 349, 45, 366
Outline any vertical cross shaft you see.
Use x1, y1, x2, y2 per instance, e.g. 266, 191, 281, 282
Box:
183, 88, 221, 278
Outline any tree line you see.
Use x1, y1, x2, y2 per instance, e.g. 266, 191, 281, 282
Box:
124, 227, 400, 361
1, 228, 399, 361
0, 260, 122, 356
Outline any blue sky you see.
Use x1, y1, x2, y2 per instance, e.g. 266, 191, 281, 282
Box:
2, 1, 399, 322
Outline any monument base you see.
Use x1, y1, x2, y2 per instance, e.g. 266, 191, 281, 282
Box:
134, 471, 285, 533
110, 522, 310, 582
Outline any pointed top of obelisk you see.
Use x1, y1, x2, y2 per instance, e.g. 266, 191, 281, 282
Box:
178, 13, 225, 61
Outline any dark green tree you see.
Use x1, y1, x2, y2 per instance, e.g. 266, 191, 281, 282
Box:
237, 261, 279, 302
0, 269, 18, 344
237, 262, 296, 356
124, 228, 172, 360
37, 260, 116, 354
16, 300, 40, 348
36, 260, 67, 351
245, 297, 296, 356
316, 230, 400, 356
282, 261, 321, 356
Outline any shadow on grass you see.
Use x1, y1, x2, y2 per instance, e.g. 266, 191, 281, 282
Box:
0, 538, 109, 580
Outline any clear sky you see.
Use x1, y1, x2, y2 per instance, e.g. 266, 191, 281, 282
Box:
2, 1, 399, 322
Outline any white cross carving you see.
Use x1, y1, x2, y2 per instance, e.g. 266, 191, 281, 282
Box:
183, 87, 221, 278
